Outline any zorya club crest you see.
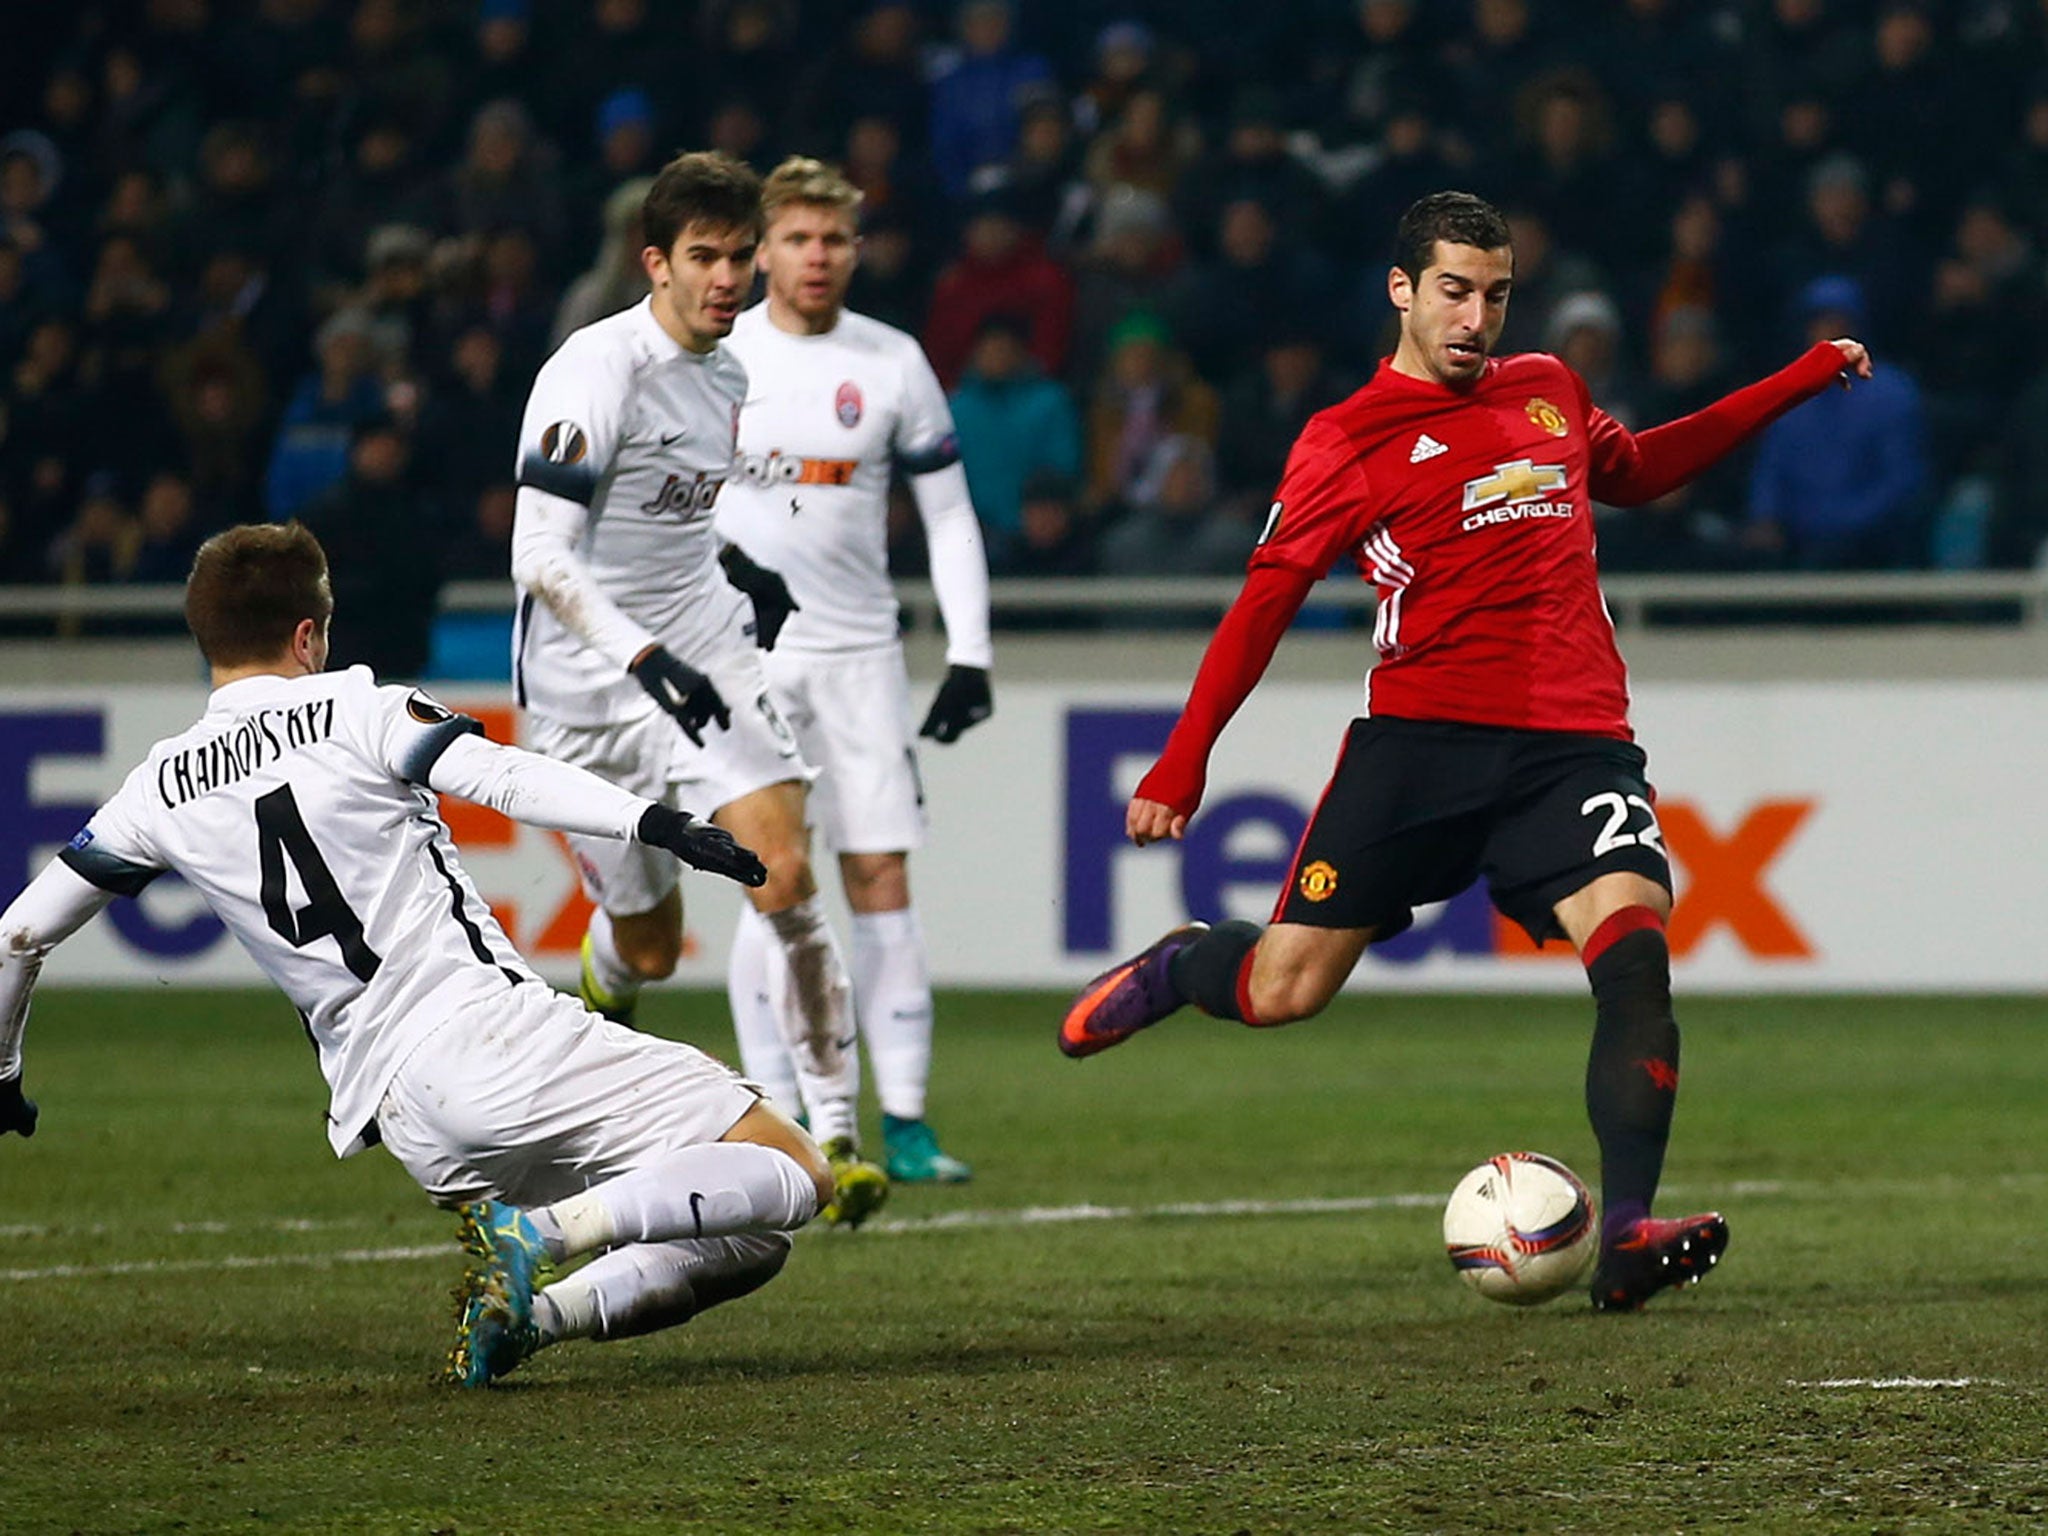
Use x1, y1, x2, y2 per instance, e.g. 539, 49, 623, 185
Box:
835, 380, 863, 427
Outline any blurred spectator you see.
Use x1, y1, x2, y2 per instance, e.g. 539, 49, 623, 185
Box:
923, 191, 1073, 387
80, 233, 179, 485
342, 0, 455, 158
1085, 311, 1219, 516
160, 338, 271, 525
1510, 70, 1629, 271
1746, 276, 1929, 569
844, 205, 928, 336
459, 0, 543, 139
446, 483, 518, 581
300, 417, 442, 678
984, 93, 1087, 246
446, 99, 565, 271
927, 0, 1055, 198
7, 317, 95, 517
50, 473, 138, 587
1546, 290, 1640, 424
190, 122, 294, 270
1842, 0, 1961, 237
0, 493, 42, 585
1741, 0, 1869, 150
994, 470, 1097, 579
1914, 195, 2042, 477
948, 315, 1082, 555
1070, 186, 1185, 387
1216, 329, 1352, 517
263, 309, 387, 521
553, 177, 653, 345
547, 0, 681, 153
417, 323, 524, 532
1185, 87, 1330, 249
566, 89, 661, 262
1991, 365, 2048, 569
1098, 435, 1252, 577
1600, 308, 1750, 572
1494, 206, 1606, 363
704, 96, 774, 173
841, 114, 938, 239
0, 131, 69, 290
788, 0, 927, 157
307, 118, 440, 295
1072, 21, 1157, 138
701, 1, 802, 130
1312, 0, 1445, 151
1775, 154, 1916, 347
1443, 0, 1553, 160
129, 471, 206, 584
355, 223, 434, 376
1173, 196, 1336, 385
1082, 87, 1199, 205
1340, 94, 1460, 251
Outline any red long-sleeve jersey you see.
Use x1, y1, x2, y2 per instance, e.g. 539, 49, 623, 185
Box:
1138, 342, 1847, 818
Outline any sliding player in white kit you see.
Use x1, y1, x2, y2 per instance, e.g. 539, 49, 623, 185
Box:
0, 523, 834, 1389
718, 158, 993, 1184
509, 151, 887, 1225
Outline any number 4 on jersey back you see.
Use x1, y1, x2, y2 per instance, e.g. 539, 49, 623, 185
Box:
255, 784, 382, 982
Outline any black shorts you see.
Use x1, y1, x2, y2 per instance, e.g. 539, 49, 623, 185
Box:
1271, 717, 1672, 946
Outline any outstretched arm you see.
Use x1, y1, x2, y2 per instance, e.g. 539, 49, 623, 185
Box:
1129, 562, 1319, 843
1589, 340, 1869, 506
426, 732, 764, 886
0, 861, 120, 1133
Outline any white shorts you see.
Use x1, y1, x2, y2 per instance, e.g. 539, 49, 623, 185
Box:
525, 642, 812, 914
763, 645, 927, 855
375, 982, 763, 1207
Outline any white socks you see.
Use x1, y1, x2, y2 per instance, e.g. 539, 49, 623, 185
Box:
726, 904, 801, 1107
525, 1141, 820, 1261
534, 1234, 791, 1342
585, 907, 642, 1004
849, 907, 934, 1123
758, 896, 860, 1145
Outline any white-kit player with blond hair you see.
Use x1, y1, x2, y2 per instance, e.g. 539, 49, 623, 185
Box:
717, 156, 993, 1183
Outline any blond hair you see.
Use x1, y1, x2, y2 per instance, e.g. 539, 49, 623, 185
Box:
761, 156, 863, 226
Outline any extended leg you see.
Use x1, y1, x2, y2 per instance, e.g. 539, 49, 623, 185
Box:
1554, 872, 1728, 1311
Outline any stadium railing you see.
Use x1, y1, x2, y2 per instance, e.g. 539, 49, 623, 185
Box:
3, 571, 2046, 632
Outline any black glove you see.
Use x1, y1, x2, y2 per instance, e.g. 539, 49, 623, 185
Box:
919, 665, 992, 744
638, 804, 767, 888
1, 1074, 38, 1138
719, 544, 799, 650
629, 644, 731, 747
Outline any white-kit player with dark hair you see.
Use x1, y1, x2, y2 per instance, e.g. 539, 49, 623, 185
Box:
510, 150, 888, 1224
0, 522, 831, 1389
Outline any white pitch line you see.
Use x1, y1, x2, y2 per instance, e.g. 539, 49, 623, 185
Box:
1791, 1377, 2001, 1390
0, 1180, 1801, 1285
0, 1193, 1454, 1284
0, 1244, 448, 1283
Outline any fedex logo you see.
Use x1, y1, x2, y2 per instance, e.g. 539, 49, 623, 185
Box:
1063, 709, 1814, 963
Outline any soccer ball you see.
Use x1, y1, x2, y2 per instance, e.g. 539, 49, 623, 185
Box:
1442, 1152, 1598, 1306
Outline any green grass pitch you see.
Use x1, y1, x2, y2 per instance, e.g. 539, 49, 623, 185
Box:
3, 989, 2046, 1533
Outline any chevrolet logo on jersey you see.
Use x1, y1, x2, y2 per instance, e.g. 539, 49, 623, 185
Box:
739, 450, 859, 488
1460, 460, 1573, 532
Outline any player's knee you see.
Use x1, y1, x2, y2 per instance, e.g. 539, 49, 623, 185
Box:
750, 844, 812, 908
840, 853, 909, 912
1247, 970, 1337, 1027
614, 927, 682, 980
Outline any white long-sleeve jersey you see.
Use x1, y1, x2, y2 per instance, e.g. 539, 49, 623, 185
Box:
717, 305, 992, 667
512, 297, 753, 726
0, 668, 657, 1155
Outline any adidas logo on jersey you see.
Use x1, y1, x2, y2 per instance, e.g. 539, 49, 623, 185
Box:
1409, 434, 1448, 464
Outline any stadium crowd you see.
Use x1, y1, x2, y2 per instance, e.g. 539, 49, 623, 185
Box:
6, 0, 2048, 639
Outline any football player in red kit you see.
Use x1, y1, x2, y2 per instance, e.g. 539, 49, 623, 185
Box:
1059, 191, 1871, 1312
